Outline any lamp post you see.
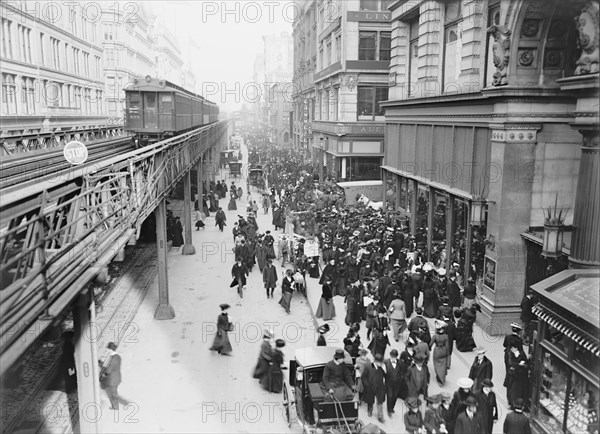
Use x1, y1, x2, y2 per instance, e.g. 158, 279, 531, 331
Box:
542, 195, 567, 259
470, 197, 486, 226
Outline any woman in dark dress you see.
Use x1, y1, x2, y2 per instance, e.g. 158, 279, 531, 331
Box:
506, 344, 530, 409
344, 281, 363, 325
315, 277, 336, 320
209, 304, 233, 355
455, 309, 476, 352
228, 189, 237, 211
422, 274, 439, 318
262, 339, 286, 393
202, 196, 210, 217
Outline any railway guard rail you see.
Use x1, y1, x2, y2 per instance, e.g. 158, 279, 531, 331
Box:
0, 125, 127, 155
0, 120, 230, 376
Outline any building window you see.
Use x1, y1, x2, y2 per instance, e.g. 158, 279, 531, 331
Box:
51, 37, 60, 69
70, 8, 77, 35
17, 25, 32, 63
359, 31, 391, 61
95, 55, 101, 78
332, 87, 339, 121
81, 15, 87, 40
322, 89, 329, 120
357, 86, 388, 120
72, 47, 80, 75
359, 31, 376, 60
443, 2, 462, 91
319, 45, 324, 69
39, 32, 45, 66
1, 18, 13, 59
360, 0, 379, 11
90, 23, 96, 44
21, 77, 34, 114
335, 34, 341, 63
83, 52, 89, 77
326, 39, 332, 66
408, 17, 419, 94
2, 73, 17, 115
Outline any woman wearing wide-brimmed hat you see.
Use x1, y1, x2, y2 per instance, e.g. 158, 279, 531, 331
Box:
209, 304, 234, 356
429, 319, 450, 385
315, 275, 336, 320
424, 394, 444, 434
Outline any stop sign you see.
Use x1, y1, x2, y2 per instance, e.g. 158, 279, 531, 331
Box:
63, 141, 88, 165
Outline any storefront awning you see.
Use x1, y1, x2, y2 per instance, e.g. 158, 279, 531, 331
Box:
533, 303, 600, 357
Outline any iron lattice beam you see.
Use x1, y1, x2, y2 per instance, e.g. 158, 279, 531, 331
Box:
0, 120, 231, 375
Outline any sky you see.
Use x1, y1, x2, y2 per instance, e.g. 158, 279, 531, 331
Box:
148, 1, 295, 112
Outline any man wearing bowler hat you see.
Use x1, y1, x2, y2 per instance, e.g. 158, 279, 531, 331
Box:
322, 349, 354, 401
475, 378, 498, 434
384, 349, 406, 416
454, 396, 483, 434
361, 353, 387, 422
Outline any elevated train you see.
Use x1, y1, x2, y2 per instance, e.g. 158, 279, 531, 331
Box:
124, 76, 219, 147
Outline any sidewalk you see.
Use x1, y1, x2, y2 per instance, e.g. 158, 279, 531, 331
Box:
303, 269, 512, 432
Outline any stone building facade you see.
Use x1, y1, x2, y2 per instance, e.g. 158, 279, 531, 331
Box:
382, 0, 599, 333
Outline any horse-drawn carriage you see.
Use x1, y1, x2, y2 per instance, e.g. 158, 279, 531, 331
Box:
229, 162, 242, 178
283, 347, 368, 434
248, 165, 265, 190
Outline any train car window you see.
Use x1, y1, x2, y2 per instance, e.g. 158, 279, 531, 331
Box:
143, 93, 158, 129
161, 95, 172, 102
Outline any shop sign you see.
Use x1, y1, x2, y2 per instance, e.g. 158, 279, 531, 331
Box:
483, 256, 496, 291
347, 11, 391, 22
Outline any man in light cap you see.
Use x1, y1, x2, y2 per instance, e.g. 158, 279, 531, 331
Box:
322, 349, 354, 401
99, 342, 128, 410
468, 348, 493, 393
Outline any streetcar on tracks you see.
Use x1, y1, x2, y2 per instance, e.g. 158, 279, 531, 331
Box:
283, 347, 367, 434
228, 162, 242, 178
124, 76, 219, 147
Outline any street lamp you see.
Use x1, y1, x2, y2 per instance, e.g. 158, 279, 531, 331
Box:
470, 198, 486, 226
542, 195, 567, 258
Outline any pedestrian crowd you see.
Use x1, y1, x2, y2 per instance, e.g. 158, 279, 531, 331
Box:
208, 136, 535, 434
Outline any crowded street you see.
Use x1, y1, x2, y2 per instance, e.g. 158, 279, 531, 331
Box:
95, 137, 517, 434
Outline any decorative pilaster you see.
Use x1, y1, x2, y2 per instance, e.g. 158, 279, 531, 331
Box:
419, 1, 442, 93
569, 131, 600, 267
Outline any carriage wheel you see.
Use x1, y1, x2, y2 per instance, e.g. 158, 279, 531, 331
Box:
282, 382, 292, 427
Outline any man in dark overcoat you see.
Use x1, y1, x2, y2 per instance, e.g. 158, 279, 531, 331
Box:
503, 398, 531, 434
468, 349, 493, 392
361, 353, 387, 423
475, 378, 498, 434
454, 396, 484, 434
262, 259, 277, 298
384, 349, 406, 416
322, 349, 354, 401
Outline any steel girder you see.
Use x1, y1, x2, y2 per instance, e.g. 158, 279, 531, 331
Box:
0, 120, 230, 375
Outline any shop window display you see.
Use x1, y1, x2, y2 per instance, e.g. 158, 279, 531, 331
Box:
416, 185, 430, 258
452, 199, 468, 276
471, 222, 487, 279
538, 350, 599, 434
432, 192, 448, 267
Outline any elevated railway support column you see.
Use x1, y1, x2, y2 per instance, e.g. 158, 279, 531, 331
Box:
196, 155, 204, 200
73, 289, 101, 433
182, 170, 195, 255
154, 198, 175, 320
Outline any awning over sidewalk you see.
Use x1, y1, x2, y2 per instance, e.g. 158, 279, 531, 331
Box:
533, 303, 600, 357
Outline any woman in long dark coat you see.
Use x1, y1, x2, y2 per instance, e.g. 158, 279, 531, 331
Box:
254, 331, 273, 380
228, 190, 237, 211
208, 192, 218, 212
315, 278, 336, 320
422, 275, 439, 318
262, 339, 285, 393
402, 275, 415, 318
429, 322, 450, 385
455, 309, 477, 352
344, 282, 363, 325
506, 344, 530, 409
209, 304, 233, 355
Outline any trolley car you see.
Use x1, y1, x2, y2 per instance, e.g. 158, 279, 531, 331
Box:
124, 76, 218, 147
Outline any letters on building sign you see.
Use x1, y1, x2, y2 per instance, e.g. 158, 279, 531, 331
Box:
358, 126, 384, 134
347, 11, 392, 22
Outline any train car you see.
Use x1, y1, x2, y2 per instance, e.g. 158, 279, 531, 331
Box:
124, 76, 219, 147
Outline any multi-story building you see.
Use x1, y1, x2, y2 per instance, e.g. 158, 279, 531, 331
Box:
152, 21, 184, 86
381, 0, 598, 348
101, 2, 155, 118
257, 32, 294, 148
292, 1, 318, 161
1, 1, 105, 135
294, 0, 392, 181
